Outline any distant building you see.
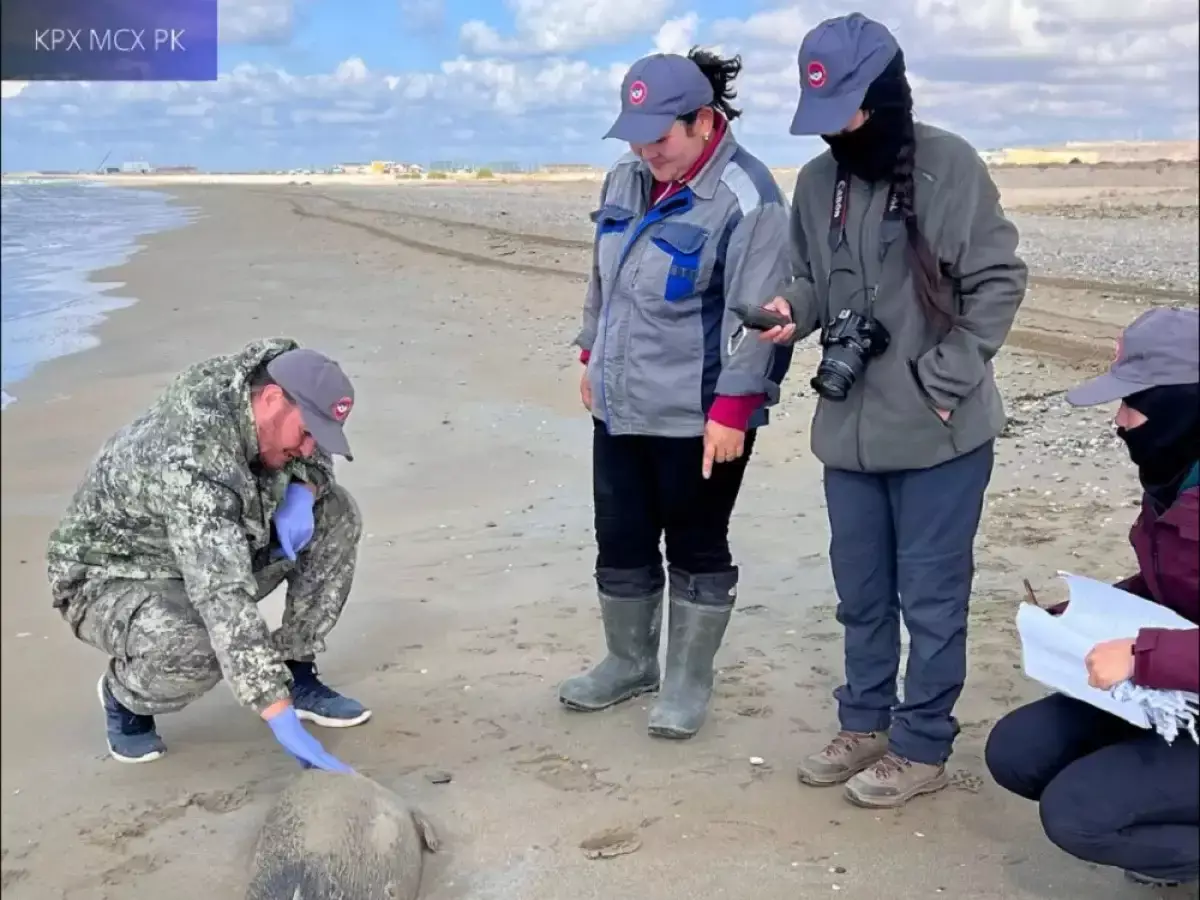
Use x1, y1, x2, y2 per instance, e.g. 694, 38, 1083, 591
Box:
539, 163, 597, 173
984, 148, 1102, 167
154, 165, 198, 175
338, 162, 371, 174
1060, 140, 1199, 164
120, 160, 153, 173
485, 161, 526, 174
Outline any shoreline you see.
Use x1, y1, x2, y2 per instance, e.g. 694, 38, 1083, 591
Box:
7, 150, 1199, 190
0, 183, 200, 410
0, 178, 1190, 899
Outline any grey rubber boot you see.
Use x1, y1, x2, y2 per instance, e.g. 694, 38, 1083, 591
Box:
558, 566, 664, 712
647, 567, 736, 740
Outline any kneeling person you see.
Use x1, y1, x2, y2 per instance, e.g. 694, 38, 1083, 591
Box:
47, 339, 369, 769
985, 308, 1199, 888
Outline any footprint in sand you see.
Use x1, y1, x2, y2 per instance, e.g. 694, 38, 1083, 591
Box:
78, 786, 254, 852
733, 704, 774, 719
515, 751, 615, 794
580, 827, 642, 860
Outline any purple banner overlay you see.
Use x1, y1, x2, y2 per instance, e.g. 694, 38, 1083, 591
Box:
1, 0, 218, 82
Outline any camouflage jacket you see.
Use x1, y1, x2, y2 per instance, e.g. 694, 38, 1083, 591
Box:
46, 338, 336, 712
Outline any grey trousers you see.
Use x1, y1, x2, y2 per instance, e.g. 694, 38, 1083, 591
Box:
74, 485, 362, 716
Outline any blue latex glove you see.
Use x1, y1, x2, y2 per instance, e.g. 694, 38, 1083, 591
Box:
273, 482, 315, 561
265, 705, 354, 773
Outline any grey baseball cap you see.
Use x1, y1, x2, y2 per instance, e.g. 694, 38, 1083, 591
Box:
789, 13, 900, 136
266, 348, 356, 460
605, 53, 714, 144
1066, 307, 1200, 406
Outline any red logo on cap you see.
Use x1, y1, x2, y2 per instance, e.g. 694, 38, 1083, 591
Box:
807, 61, 827, 88
331, 396, 352, 421
629, 79, 647, 105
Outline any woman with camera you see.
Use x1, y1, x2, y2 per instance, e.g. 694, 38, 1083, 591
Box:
559, 48, 793, 740
757, 13, 1027, 807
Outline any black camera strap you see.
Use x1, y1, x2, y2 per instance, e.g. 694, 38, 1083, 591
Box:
828, 165, 904, 256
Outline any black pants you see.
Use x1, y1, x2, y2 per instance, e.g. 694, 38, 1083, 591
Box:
985, 693, 1200, 883
592, 418, 754, 583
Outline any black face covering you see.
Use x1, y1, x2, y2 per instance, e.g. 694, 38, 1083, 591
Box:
822, 107, 908, 182
821, 50, 911, 183
1118, 383, 1200, 509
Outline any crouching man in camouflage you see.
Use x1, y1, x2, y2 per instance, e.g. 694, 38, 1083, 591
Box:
46, 338, 369, 770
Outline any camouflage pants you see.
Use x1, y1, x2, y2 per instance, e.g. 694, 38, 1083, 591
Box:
73, 485, 363, 716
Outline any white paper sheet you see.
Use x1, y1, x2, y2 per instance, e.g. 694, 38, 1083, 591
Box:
1016, 572, 1197, 729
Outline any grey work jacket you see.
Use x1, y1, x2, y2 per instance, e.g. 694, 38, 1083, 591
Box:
576, 129, 793, 437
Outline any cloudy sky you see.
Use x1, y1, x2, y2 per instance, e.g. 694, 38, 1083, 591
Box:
2, 0, 1197, 172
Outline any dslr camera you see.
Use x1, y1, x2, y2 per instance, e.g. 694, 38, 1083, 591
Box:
810, 308, 891, 402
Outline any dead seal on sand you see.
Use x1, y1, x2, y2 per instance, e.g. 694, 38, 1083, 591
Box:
246, 770, 440, 900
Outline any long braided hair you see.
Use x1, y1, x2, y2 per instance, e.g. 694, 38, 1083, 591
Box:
868, 51, 956, 334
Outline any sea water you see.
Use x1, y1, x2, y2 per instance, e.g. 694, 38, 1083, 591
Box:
0, 179, 195, 409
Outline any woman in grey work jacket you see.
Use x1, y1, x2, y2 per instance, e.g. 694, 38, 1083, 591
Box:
558, 48, 793, 740
758, 13, 1028, 806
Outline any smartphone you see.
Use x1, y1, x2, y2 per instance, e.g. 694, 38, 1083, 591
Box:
731, 302, 791, 331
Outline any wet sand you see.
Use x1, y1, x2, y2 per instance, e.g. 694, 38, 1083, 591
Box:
1, 168, 1197, 899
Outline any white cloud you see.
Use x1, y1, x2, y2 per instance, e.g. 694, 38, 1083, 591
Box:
0, 56, 627, 169
461, 0, 676, 56
654, 14, 700, 55
711, 7, 815, 48
334, 58, 370, 84
2, 2, 1197, 170
218, 0, 296, 44
706, 0, 1198, 149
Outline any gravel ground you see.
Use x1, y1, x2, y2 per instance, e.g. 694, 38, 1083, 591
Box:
1008, 212, 1199, 291
312, 170, 1200, 292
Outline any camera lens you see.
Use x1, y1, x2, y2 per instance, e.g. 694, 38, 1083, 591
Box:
810, 357, 859, 401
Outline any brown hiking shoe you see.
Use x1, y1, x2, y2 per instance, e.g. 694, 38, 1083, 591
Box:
797, 730, 889, 786
844, 752, 949, 808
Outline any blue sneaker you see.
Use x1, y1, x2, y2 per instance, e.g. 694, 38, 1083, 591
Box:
97, 675, 167, 764
287, 661, 371, 728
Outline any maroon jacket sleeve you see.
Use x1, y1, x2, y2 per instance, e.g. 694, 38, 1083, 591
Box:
708, 393, 766, 431
1133, 627, 1200, 693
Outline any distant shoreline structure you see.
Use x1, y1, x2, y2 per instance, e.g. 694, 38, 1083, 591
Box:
5, 139, 1197, 183
979, 139, 1199, 167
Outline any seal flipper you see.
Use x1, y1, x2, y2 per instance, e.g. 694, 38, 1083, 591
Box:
411, 810, 440, 853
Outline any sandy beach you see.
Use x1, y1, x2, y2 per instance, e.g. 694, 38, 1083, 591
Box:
1, 163, 1198, 899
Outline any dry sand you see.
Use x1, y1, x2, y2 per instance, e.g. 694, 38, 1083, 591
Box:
1, 164, 1198, 900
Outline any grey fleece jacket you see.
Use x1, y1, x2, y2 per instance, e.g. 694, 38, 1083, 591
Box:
781, 122, 1028, 472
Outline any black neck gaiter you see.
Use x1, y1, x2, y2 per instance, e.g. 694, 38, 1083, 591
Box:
1119, 383, 1200, 510
821, 51, 912, 183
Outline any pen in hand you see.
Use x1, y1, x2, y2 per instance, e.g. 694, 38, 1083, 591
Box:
1023, 578, 1068, 617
